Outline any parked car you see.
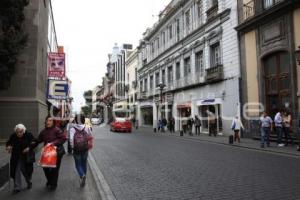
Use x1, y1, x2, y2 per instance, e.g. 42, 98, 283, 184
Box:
91, 117, 101, 125
110, 118, 132, 133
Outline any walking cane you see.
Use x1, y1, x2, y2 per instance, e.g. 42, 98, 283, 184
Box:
8, 157, 11, 192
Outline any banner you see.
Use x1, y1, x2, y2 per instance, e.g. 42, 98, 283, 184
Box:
47, 52, 65, 78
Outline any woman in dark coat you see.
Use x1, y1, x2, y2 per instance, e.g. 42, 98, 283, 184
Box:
6, 124, 35, 194
35, 116, 66, 190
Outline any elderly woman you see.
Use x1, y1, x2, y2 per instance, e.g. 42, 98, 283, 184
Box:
6, 124, 35, 194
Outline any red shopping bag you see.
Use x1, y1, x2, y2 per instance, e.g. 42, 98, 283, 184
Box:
39, 144, 57, 168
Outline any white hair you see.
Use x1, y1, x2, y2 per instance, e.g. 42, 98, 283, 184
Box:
14, 124, 26, 133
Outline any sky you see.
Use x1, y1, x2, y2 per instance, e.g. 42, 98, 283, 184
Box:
51, 0, 171, 112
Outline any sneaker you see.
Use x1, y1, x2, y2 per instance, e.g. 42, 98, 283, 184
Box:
278, 143, 285, 147
12, 189, 20, 195
260, 145, 265, 148
80, 176, 86, 187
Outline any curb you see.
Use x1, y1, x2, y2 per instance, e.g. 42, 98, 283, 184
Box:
164, 134, 300, 158
88, 152, 116, 200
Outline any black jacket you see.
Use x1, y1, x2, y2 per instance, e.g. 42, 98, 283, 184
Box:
6, 131, 35, 178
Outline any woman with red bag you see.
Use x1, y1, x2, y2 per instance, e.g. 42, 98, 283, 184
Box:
69, 114, 93, 187
35, 116, 66, 190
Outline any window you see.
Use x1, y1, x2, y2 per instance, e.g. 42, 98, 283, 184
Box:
140, 81, 143, 92
156, 37, 160, 50
176, 18, 180, 41
196, 0, 203, 25
184, 57, 191, 76
155, 72, 160, 87
144, 78, 148, 92
195, 51, 204, 76
150, 75, 154, 90
151, 42, 154, 54
176, 62, 181, 80
264, 0, 284, 9
185, 10, 191, 33
211, 43, 221, 67
168, 66, 173, 84
162, 32, 166, 46
162, 69, 166, 85
169, 25, 173, 39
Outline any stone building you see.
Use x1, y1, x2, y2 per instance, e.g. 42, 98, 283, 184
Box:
137, 0, 241, 135
236, 0, 300, 137
0, 0, 58, 140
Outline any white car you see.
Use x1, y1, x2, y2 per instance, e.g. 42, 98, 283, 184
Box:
91, 117, 101, 125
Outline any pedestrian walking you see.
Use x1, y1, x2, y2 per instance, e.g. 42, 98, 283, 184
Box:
274, 109, 285, 147
6, 124, 35, 194
162, 118, 167, 132
69, 114, 93, 187
194, 116, 201, 135
208, 111, 217, 137
182, 118, 188, 134
259, 111, 273, 148
66, 118, 75, 154
187, 117, 194, 136
35, 116, 66, 190
231, 116, 244, 143
169, 117, 175, 133
283, 110, 294, 146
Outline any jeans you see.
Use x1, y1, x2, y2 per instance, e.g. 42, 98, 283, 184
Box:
276, 127, 283, 144
283, 127, 294, 145
73, 151, 88, 178
261, 127, 270, 146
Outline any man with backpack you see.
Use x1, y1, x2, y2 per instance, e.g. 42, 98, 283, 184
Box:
69, 114, 93, 187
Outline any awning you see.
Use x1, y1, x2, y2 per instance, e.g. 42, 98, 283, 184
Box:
196, 98, 222, 106
177, 102, 191, 109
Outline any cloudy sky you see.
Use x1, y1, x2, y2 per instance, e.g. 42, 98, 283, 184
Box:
51, 0, 171, 112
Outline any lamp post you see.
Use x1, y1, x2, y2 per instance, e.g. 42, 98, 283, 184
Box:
155, 82, 165, 132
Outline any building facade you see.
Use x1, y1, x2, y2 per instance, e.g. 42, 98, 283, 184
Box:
0, 0, 58, 140
137, 0, 240, 135
236, 0, 300, 138
125, 49, 139, 120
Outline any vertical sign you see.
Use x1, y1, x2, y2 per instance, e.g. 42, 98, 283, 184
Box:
47, 52, 65, 78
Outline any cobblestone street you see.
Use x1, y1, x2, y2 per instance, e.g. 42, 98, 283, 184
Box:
92, 126, 300, 200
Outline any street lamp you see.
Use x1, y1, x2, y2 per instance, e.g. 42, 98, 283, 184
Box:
295, 47, 300, 65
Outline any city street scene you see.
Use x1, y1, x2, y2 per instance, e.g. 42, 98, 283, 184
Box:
1, 0, 300, 199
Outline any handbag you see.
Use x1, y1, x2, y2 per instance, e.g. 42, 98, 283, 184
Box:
26, 150, 36, 163
56, 144, 66, 156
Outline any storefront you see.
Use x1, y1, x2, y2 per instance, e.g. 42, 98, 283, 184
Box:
197, 99, 223, 135
176, 102, 191, 131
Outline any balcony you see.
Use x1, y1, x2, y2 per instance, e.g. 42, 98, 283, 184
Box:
243, 0, 255, 21
206, 0, 218, 21
206, 65, 224, 82
240, 0, 289, 24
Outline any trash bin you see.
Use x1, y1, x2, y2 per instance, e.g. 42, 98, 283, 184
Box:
229, 135, 234, 144
180, 130, 184, 137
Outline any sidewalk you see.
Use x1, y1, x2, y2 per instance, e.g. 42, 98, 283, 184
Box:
138, 127, 300, 157
0, 146, 9, 188
0, 152, 100, 200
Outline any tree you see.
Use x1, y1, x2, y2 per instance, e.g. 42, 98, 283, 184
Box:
81, 105, 92, 117
81, 90, 93, 117
0, 0, 29, 90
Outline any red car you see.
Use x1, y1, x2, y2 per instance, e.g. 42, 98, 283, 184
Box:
110, 118, 132, 133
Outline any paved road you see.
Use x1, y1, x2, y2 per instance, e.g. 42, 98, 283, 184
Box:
92, 126, 300, 200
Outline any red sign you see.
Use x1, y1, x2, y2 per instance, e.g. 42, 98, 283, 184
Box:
47, 52, 65, 78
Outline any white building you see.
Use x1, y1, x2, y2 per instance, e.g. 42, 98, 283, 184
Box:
137, 0, 240, 135
125, 49, 139, 119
